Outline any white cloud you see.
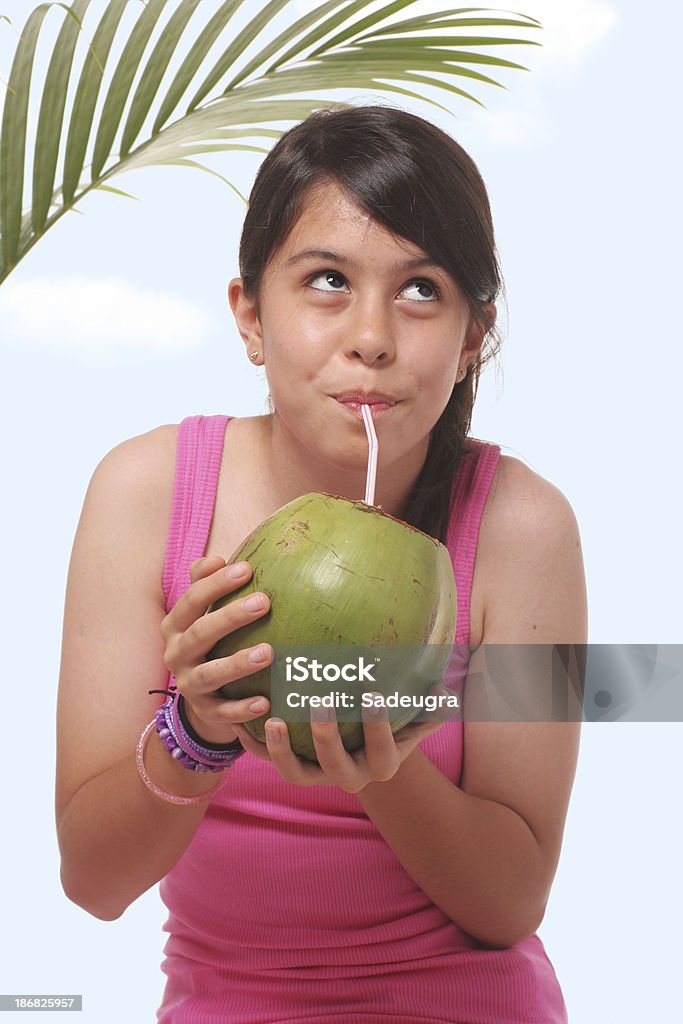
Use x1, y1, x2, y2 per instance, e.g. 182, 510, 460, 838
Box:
519, 0, 618, 71
294, 0, 619, 148
458, 0, 618, 148
0, 275, 215, 361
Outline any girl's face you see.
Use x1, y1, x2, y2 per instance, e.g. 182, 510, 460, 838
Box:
229, 180, 490, 479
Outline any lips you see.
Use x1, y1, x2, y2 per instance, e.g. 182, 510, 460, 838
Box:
334, 397, 396, 419
333, 391, 398, 405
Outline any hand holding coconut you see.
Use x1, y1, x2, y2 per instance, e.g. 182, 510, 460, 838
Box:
161, 554, 274, 745
231, 687, 451, 794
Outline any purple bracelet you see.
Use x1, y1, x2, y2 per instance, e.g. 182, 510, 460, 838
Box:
153, 698, 245, 773
176, 696, 247, 768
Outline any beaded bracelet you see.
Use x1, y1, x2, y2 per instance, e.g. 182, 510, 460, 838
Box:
136, 719, 230, 806
147, 677, 246, 773
174, 695, 246, 769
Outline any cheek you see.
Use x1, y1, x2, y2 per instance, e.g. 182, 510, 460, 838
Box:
408, 362, 460, 431
261, 296, 332, 354
412, 344, 460, 392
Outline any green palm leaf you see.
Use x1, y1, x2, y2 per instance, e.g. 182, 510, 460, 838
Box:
0, 0, 542, 285
151, 0, 245, 134
120, 0, 203, 155
62, 0, 128, 205
0, 3, 52, 270
90, 0, 167, 178
355, 11, 542, 41
256, 0, 418, 80
31, 0, 90, 234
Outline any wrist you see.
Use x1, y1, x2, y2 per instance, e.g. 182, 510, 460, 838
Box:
183, 701, 239, 746
145, 727, 224, 799
135, 700, 244, 807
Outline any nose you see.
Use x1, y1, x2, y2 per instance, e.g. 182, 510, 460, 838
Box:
344, 295, 396, 364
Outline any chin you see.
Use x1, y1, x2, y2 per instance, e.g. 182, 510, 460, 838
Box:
317, 444, 371, 476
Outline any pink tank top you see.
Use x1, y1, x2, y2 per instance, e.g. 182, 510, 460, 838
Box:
156, 415, 567, 1024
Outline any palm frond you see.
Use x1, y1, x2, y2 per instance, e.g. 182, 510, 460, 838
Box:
90, 0, 167, 178
0, 0, 542, 285
0, 3, 52, 271
31, 0, 90, 234
62, 1, 129, 204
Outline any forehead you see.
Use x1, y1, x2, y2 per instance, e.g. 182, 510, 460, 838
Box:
274, 180, 430, 264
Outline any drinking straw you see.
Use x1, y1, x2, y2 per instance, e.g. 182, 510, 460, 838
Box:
361, 403, 378, 506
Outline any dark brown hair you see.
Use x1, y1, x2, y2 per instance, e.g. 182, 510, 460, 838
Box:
239, 104, 504, 543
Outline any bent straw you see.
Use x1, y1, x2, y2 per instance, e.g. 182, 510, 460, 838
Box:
361, 404, 378, 506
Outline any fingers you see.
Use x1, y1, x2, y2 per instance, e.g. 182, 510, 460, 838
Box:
181, 634, 274, 730
188, 642, 272, 694
261, 705, 393, 793
160, 555, 275, 741
180, 590, 271, 666
169, 558, 264, 637
189, 554, 226, 584
188, 687, 271, 739
230, 687, 450, 793
308, 690, 449, 790
358, 702, 402, 784
232, 723, 271, 761
163, 560, 271, 666
263, 717, 333, 786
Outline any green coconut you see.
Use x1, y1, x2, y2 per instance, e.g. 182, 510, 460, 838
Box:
205, 492, 456, 762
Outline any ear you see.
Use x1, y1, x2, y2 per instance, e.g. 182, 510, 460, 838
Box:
462, 302, 496, 367
228, 278, 263, 356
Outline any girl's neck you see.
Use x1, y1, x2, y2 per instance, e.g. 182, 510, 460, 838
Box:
253, 413, 428, 521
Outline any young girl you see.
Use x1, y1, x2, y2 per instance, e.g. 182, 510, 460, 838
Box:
56, 105, 587, 1023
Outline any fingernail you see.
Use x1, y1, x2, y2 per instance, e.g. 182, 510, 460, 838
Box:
228, 561, 249, 579
365, 694, 385, 717
244, 594, 265, 611
311, 706, 330, 723
249, 699, 267, 713
248, 644, 270, 663
267, 718, 284, 744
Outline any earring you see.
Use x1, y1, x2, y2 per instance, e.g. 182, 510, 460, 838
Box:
456, 366, 466, 382
249, 351, 260, 361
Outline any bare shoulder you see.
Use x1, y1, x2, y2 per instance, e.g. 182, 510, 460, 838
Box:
95, 422, 178, 484
91, 423, 179, 524
474, 453, 587, 644
82, 423, 181, 599
484, 453, 581, 538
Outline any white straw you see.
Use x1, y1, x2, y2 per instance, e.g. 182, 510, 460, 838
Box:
361, 404, 379, 506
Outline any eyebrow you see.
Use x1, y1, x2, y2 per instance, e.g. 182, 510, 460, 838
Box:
286, 248, 444, 275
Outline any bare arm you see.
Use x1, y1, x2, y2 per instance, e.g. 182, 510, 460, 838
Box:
56, 427, 272, 920
354, 723, 579, 948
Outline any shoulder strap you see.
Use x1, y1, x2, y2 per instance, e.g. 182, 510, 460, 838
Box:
162, 415, 231, 612
446, 440, 501, 646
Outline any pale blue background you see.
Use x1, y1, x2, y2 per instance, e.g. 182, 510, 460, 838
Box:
1, 1, 681, 1020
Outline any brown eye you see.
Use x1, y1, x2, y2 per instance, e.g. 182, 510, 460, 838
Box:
308, 271, 348, 291
402, 279, 440, 301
